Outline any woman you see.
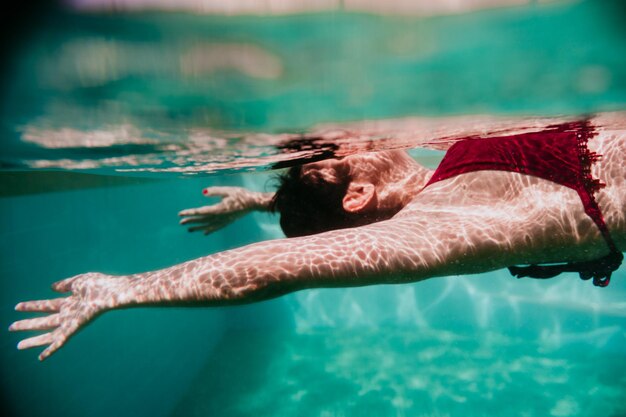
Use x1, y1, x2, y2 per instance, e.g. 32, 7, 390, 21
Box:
9, 115, 626, 361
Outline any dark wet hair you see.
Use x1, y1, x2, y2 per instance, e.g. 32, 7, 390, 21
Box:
269, 165, 358, 237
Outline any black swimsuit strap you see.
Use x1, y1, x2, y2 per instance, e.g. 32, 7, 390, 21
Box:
508, 250, 623, 287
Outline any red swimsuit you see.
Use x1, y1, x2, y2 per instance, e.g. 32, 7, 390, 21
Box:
424, 120, 622, 287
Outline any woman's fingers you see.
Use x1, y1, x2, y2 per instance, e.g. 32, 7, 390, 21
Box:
14, 307, 92, 360
13, 273, 109, 361
202, 187, 235, 198
52, 276, 80, 293
178, 207, 204, 217
9, 314, 61, 332
179, 214, 218, 225
39, 317, 84, 361
39, 342, 60, 361
15, 298, 64, 312
17, 332, 54, 350
180, 216, 200, 225
39, 339, 65, 361
178, 204, 223, 218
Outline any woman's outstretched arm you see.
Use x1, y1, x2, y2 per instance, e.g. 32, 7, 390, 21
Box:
5, 213, 482, 360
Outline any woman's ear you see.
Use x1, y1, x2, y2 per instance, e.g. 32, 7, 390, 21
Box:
342, 181, 377, 213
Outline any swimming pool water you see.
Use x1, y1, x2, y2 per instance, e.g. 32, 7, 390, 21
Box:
1, 1, 626, 416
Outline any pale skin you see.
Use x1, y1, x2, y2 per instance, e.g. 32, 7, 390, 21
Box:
9, 118, 626, 361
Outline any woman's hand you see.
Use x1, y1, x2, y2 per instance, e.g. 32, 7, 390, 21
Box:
179, 186, 273, 235
9, 272, 128, 361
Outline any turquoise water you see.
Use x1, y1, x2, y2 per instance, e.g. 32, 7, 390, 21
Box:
2, 1, 626, 416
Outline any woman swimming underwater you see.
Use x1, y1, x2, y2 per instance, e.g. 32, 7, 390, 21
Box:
10, 114, 626, 360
